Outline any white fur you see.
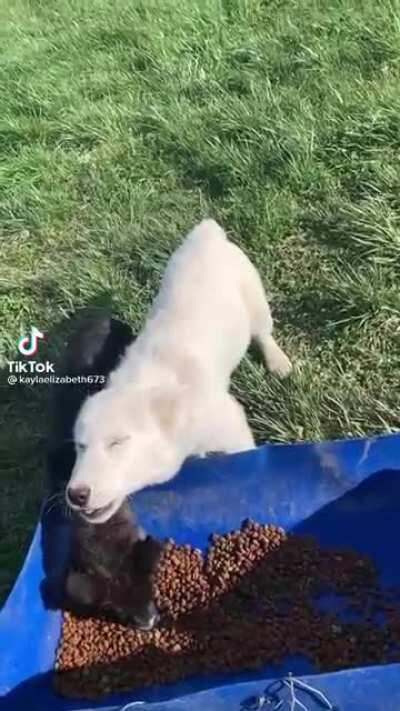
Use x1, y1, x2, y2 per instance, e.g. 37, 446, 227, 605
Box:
68, 219, 292, 522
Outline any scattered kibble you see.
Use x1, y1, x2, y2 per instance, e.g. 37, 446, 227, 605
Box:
54, 520, 400, 699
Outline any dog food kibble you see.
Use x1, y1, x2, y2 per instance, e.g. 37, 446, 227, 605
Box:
54, 521, 400, 698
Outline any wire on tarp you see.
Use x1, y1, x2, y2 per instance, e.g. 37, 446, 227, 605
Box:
93, 674, 336, 711
242, 674, 338, 711
75, 703, 145, 711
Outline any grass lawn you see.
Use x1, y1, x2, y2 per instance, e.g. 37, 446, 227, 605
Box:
1, 0, 400, 603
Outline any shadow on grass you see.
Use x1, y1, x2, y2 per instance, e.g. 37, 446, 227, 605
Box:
280, 289, 345, 342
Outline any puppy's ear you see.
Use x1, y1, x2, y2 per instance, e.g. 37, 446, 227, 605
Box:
131, 536, 163, 576
65, 571, 99, 607
151, 385, 187, 434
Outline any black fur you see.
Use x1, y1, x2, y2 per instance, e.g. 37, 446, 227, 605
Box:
66, 501, 162, 628
46, 315, 162, 628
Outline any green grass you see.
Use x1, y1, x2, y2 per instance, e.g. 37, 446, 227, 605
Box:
1, 0, 400, 602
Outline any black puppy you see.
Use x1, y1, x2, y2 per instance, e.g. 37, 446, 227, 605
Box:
46, 315, 162, 629
66, 501, 162, 630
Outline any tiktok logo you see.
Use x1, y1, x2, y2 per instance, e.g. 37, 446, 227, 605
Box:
18, 326, 45, 357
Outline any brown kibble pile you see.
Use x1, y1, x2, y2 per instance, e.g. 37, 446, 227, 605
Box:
54, 521, 400, 699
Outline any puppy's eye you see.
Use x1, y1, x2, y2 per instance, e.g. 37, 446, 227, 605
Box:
76, 442, 87, 453
108, 436, 129, 449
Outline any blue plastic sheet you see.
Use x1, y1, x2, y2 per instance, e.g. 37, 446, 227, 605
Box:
1, 433, 400, 710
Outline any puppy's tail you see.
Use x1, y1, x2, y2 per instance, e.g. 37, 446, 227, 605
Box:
190, 218, 227, 244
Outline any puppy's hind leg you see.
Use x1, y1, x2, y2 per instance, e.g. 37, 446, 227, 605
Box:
238, 251, 292, 378
258, 333, 292, 379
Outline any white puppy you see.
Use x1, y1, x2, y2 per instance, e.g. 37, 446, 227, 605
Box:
67, 220, 292, 522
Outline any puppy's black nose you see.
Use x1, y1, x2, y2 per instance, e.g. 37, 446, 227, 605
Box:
67, 485, 90, 508
134, 601, 159, 631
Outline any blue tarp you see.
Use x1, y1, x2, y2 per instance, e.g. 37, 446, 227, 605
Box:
1, 433, 400, 710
